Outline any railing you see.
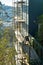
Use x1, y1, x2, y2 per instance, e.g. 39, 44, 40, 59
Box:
28, 35, 43, 65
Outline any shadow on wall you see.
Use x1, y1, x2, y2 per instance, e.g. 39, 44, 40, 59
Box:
29, 0, 43, 37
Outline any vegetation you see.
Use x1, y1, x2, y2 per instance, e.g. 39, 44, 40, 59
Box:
35, 14, 43, 42
0, 2, 17, 65
0, 27, 17, 65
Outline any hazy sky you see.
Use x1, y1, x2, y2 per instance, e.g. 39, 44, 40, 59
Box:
0, 0, 13, 6
0, 0, 28, 6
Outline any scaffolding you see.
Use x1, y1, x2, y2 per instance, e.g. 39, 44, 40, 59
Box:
13, 0, 29, 65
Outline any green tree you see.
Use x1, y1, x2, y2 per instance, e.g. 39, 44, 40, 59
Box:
0, 27, 17, 65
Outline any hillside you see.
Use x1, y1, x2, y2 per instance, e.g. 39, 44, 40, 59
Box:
0, 2, 13, 22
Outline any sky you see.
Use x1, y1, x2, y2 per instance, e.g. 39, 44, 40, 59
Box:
0, 0, 28, 6
0, 0, 13, 6
0, 0, 23, 6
